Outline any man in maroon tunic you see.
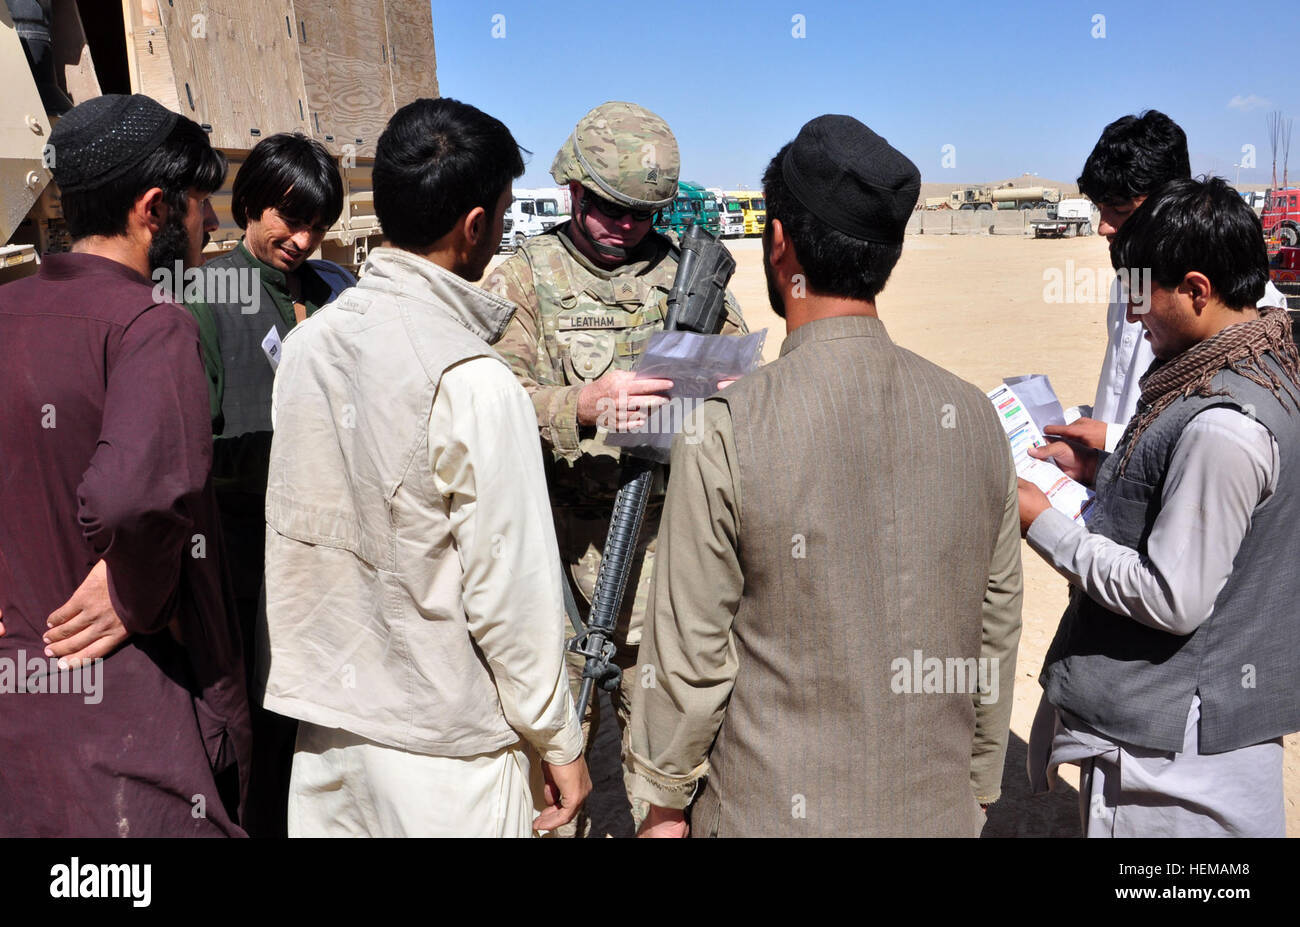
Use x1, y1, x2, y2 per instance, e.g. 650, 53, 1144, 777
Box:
0, 95, 250, 836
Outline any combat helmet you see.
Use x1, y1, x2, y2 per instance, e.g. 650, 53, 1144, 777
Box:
552, 101, 680, 211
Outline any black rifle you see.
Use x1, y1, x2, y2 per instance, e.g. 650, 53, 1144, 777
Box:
566, 224, 737, 717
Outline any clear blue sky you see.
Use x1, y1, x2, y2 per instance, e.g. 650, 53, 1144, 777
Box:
430, 0, 1296, 190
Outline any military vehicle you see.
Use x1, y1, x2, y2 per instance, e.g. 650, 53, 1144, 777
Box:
950, 184, 1060, 211
1, 0, 438, 285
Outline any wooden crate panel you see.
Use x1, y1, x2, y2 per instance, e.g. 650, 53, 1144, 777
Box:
293, 0, 388, 157
384, 0, 437, 107
293, 1, 335, 148
118, 1, 437, 160
126, 0, 182, 112
133, 0, 309, 149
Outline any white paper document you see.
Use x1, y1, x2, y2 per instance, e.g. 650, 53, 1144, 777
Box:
988, 376, 1095, 524
605, 329, 767, 463
261, 326, 283, 371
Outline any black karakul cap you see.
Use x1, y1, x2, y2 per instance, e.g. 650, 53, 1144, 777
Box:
49, 94, 179, 194
782, 115, 920, 243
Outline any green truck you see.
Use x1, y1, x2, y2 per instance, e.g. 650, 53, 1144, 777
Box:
654, 180, 721, 238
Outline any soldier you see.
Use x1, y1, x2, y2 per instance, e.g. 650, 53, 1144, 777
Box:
487, 101, 747, 835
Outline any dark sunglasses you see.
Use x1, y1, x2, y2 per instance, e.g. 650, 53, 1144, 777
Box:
585, 194, 656, 223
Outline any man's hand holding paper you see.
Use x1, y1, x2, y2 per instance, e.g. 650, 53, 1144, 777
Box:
1028, 438, 1099, 486
1044, 417, 1108, 451
988, 375, 1096, 525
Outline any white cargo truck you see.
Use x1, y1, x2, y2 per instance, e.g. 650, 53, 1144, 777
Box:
1030, 198, 1094, 238
500, 187, 569, 251
708, 188, 746, 238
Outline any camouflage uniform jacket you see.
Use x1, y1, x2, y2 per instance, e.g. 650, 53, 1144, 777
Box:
488, 223, 747, 643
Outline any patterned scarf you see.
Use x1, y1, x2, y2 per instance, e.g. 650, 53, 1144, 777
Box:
1116, 307, 1300, 475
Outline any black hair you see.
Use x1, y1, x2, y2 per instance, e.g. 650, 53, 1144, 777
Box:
761, 142, 903, 302
1110, 176, 1268, 310
231, 132, 343, 229
1078, 110, 1190, 205
373, 97, 525, 251
61, 115, 226, 241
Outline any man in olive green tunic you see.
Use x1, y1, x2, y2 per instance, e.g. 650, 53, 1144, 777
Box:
184, 133, 353, 836
486, 102, 747, 835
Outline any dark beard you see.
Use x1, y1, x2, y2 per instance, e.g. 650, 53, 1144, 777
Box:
147, 205, 192, 278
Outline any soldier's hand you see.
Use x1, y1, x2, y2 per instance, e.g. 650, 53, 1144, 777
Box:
534, 755, 593, 833
578, 369, 674, 430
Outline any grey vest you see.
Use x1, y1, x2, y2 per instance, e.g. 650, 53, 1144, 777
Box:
692, 316, 1011, 837
1042, 356, 1300, 753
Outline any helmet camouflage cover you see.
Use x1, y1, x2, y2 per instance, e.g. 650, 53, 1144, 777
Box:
551, 101, 680, 210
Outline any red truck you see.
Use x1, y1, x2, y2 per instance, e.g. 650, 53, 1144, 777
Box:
1263, 188, 1300, 248
1273, 245, 1300, 313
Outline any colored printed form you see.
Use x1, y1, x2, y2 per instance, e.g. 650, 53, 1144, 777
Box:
988, 376, 1095, 524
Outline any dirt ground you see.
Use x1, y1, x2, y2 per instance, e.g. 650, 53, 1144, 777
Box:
492, 231, 1300, 837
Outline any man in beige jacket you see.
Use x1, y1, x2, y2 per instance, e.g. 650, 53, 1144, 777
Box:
261, 98, 589, 837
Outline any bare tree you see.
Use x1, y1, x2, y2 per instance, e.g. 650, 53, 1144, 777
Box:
1267, 111, 1293, 191
1269, 110, 1282, 192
